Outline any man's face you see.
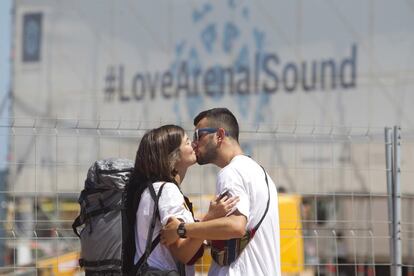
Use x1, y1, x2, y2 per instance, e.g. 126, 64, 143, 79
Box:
192, 118, 218, 165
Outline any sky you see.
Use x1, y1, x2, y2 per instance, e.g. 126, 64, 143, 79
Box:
0, 0, 11, 94
0, 0, 12, 170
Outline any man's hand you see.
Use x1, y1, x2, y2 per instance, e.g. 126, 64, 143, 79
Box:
161, 216, 181, 246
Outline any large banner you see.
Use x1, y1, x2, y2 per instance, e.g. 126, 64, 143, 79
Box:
13, 0, 414, 126
11, 0, 414, 194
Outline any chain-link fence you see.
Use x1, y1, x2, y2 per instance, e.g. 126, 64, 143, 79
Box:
0, 119, 413, 275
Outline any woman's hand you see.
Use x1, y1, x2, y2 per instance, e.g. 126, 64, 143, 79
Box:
203, 194, 239, 221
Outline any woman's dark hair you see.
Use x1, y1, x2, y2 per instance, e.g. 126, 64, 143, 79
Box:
130, 124, 185, 195
124, 124, 185, 271
136, 125, 184, 182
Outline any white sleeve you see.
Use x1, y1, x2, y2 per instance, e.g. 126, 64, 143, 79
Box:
157, 183, 194, 225
217, 167, 249, 219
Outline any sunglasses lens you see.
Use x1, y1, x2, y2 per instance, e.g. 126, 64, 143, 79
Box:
193, 128, 218, 142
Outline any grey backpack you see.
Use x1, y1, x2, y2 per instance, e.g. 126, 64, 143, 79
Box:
72, 158, 135, 275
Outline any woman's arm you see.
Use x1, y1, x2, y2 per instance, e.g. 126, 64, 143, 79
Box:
167, 234, 204, 264
157, 184, 206, 264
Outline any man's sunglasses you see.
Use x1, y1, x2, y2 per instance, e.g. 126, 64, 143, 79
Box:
193, 128, 227, 142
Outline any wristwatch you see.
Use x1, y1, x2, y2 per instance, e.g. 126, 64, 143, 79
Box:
177, 222, 187, 238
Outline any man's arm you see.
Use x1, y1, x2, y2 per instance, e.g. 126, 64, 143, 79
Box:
164, 195, 240, 262
161, 211, 247, 246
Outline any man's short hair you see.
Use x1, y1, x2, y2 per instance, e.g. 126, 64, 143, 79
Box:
194, 108, 239, 142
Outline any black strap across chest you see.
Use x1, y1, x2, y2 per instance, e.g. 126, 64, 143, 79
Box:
252, 166, 271, 233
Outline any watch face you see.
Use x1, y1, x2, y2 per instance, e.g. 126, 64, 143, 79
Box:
177, 223, 186, 238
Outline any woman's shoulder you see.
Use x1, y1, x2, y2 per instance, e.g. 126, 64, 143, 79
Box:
153, 181, 178, 189
154, 182, 186, 210
152, 181, 181, 196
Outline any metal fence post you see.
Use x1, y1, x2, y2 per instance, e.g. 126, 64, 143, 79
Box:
386, 126, 402, 276
385, 127, 394, 271
393, 126, 402, 276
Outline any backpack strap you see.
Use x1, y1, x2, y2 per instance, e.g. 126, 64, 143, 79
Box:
79, 258, 122, 268
134, 182, 166, 270
72, 215, 82, 237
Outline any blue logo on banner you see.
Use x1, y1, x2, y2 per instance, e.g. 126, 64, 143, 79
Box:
170, 1, 270, 124
23, 13, 42, 62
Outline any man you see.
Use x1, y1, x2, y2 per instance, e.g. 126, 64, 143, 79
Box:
161, 108, 281, 275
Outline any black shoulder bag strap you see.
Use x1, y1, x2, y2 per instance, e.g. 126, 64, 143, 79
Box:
251, 166, 271, 235
134, 182, 166, 270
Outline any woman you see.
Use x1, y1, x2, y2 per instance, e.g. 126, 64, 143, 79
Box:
127, 125, 238, 275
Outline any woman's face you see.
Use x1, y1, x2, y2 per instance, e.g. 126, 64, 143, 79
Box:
175, 133, 197, 170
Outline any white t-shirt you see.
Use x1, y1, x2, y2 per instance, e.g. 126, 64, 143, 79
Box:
134, 181, 196, 276
208, 155, 282, 276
